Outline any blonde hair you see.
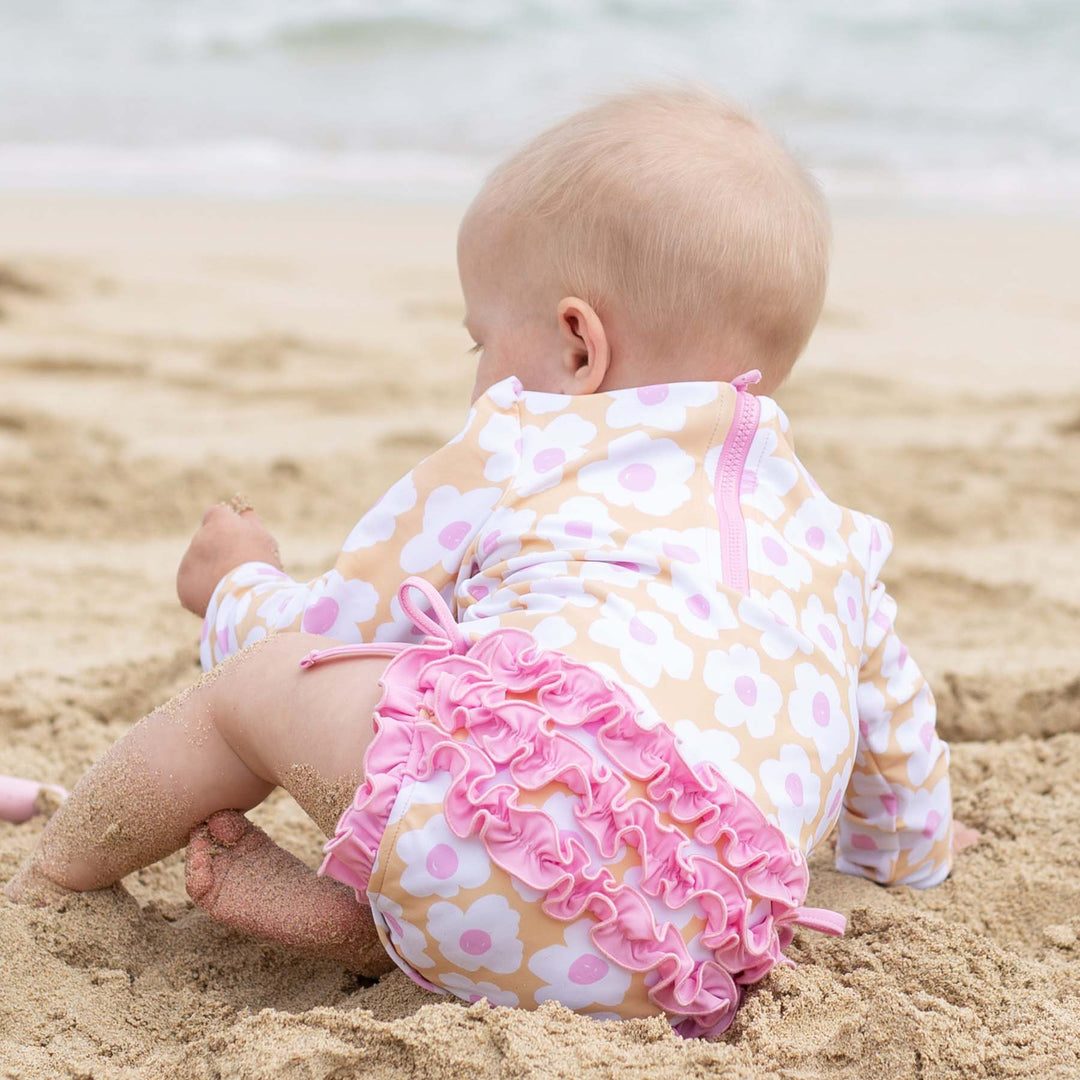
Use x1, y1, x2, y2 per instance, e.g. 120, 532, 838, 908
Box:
464, 85, 829, 382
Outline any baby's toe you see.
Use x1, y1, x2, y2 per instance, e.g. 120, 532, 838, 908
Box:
206, 810, 248, 847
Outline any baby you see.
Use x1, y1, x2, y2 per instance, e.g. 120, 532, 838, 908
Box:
9, 87, 960, 1037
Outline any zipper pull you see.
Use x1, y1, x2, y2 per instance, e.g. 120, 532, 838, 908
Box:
732, 369, 762, 392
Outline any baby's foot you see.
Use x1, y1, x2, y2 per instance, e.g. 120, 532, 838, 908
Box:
186, 811, 390, 975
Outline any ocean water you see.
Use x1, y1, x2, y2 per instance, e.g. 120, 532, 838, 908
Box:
1, 0, 1078, 209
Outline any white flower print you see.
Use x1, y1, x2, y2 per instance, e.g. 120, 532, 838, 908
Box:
515, 414, 597, 495
532, 614, 577, 650
521, 390, 571, 415
588, 596, 694, 688
672, 718, 758, 797
702, 644, 783, 738
843, 769, 906, 831
373, 586, 447, 644
474, 507, 537, 567
784, 496, 848, 567
897, 775, 952, 872
477, 410, 520, 483
604, 382, 718, 432
300, 571, 379, 638
798, 594, 846, 675
706, 424, 798, 521
647, 561, 737, 640
371, 894, 435, 970
834, 570, 866, 652
240, 625, 266, 649
397, 814, 492, 899
788, 663, 850, 772
537, 495, 621, 554
483, 375, 522, 409
388, 771, 453, 828
813, 769, 849, 849
881, 633, 920, 702
587, 661, 665, 730
540, 790, 610, 867
847, 511, 892, 585
211, 589, 252, 658
578, 431, 695, 516
529, 919, 632, 1009
856, 681, 893, 755
255, 581, 312, 632
746, 519, 813, 592
738, 590, 814, 661
399, 484, 502, 574
759, 743, 821, 844
894, 683, 940, 787
428, 894, 523, 974
439, 973, 520, 1008
621, 864, 702, 931
343, 472, 418, 551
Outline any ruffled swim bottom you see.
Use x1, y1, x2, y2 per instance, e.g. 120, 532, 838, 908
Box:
307, 577, 844, 1037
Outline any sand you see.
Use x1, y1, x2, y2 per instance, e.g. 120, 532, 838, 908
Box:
1, 196, 1078, 1080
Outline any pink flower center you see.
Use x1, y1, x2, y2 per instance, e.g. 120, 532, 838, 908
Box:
880, 793, 898, 816
534, 447, 566, 473
565, 520, 593, 539
618, 463, 656, 492
919, 721, 935, 752
686, 594, 710, 620
636, 385, 668, 406
740, 470, 758, 494
851, 834, 877, 851
812, 691, 831, 727
303, 596, 339, 635
438, 520, 471, 550
818, 623, 837, 649
663, 542, 699, 563
628, 616, 657, 645
459, 929, 492, 956
467, 583, 489, 601
805, 526, 825, 551
481, 530, 501, 554
785, 772, 804, 807
425, 843, 459, 880
568, 953, 609, 985
383, 913, 403, 938
734, 675, 758, 707
762, 537, 788, 565
847, 596, 858, 619
922, 810, 942, 839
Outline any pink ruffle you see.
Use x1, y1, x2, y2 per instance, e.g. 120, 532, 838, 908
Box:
316, 578, 845, 1038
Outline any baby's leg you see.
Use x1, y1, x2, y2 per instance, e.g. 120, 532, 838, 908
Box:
9, 634, 393, 973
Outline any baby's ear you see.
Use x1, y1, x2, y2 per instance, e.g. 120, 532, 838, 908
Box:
557, 297, 609, 394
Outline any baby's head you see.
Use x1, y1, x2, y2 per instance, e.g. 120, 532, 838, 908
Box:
459, 85, 829, 400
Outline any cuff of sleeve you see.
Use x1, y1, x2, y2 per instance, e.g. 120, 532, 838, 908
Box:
199, 561, 283, 671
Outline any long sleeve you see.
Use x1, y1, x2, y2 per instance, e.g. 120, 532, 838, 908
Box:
200, 378, 522, 669
835, 564, 953, 888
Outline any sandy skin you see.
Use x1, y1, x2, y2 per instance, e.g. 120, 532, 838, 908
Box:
5, 632, 395, 979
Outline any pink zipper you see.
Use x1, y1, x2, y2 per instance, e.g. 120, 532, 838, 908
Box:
714, 370, 762, 596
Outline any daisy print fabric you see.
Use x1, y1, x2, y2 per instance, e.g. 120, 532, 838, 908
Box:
203, 375, 953, 891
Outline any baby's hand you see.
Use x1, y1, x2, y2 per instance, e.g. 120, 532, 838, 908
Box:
177, 500, 282, 618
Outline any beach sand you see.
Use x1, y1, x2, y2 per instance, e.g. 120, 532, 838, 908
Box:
1, 196, 1078, 1079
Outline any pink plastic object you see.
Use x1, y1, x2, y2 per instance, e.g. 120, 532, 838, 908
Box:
0, 775, 68, 824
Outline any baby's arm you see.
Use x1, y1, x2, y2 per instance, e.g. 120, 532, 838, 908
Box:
199, 381, 521, 668
835, 542, 954, 887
